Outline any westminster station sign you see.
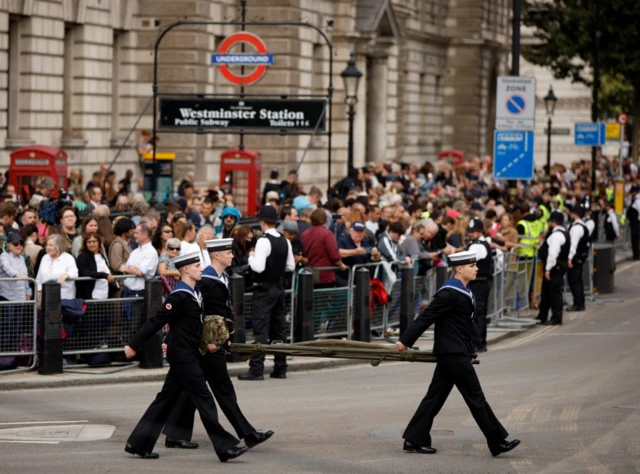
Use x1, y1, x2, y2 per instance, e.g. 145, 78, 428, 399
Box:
159, 98, 327, 131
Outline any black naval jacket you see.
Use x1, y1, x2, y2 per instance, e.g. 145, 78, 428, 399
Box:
198, 266, 233, 319
399, 277, 476, 358
128, 281, 203, 365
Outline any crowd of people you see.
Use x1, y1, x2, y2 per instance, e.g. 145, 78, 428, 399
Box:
0, 148, 637, 368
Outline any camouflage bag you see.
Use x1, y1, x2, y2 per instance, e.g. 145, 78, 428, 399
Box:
200, 315, 235, 355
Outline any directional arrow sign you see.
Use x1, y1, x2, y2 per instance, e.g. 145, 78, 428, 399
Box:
493, 130, 535, 180
574, 123, 605, 146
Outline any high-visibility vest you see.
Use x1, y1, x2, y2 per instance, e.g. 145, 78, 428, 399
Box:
539, 204, 550, 233
516, 219, 539, 258
555, 194, 564, 211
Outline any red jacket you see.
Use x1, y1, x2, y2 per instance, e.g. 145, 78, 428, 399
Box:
301, 225, 341, 284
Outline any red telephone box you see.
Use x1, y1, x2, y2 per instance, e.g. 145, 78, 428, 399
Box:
219, 147, 262, 216
10, 146, 68, 199
438, 149, 465, 166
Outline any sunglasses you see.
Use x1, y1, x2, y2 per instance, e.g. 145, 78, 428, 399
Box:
163, 229, 174, 234
168, 247, 180, 251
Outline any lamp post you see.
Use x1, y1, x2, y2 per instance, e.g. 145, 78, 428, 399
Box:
341, 54, 362, 173
544, 85, 557, 176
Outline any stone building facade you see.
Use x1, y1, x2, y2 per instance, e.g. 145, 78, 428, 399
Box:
0, 0, 512, 192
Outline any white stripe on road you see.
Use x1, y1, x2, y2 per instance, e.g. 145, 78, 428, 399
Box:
0, 440, 60, 444
0, 420, 89, 426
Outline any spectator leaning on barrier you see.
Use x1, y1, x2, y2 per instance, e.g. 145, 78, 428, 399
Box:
378, 221, 411, 266
337, 221, 381, 284
36, 233, 78, 301
400, 224, 432, 263
152, 222, 174, 255
75, 232, 115, 300
0, 232, 31, 302
120, 224, 158, 298
300, 208, 347, 289
157, 238, 181, 280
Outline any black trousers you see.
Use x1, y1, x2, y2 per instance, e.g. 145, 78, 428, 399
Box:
631, 226, 640, 260
403, 356, 508, 448
468, 279, 491, 350
163, 349, 255, 441
127, 361, 239, 457
249, 286, 288, 375
567, 260, 585, 308
537, 267, 566, 324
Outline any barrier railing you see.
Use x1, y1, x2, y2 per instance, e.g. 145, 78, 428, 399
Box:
307, 267, 351, 339
0, 278, 38, 375
487, 253, 505, 323
348, 262, 386, 336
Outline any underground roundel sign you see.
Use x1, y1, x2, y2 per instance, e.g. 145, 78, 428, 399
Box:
210, 32, 275, 86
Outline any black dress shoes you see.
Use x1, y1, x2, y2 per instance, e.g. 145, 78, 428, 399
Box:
124, 442, 159, 459
218, 445, 249, 462
245, 430, 274, 449
270, 371, 287, 379
238, 372, 264, 381
566, 305, 585, 312
165, 437, 199, 449
489, 439, 521, 457
403, 440, 437, 454
543, 320, 562, 325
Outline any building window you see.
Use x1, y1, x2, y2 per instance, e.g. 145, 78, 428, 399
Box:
62, 23, 84, 147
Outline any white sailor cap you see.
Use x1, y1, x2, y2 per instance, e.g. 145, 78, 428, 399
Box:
172, 251, 201, 269
206, 238, 233, 252
447, 250, 477, 267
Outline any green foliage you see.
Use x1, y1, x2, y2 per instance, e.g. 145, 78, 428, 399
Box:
599, 73, 634, 119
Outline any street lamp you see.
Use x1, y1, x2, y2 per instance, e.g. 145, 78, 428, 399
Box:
544, 85, 558, 175
341, 53, 362, 173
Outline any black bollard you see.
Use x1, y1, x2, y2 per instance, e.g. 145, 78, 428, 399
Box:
229, 273, 247, 362
295, 269, 314, 342
353, 267, 371, 342
139, 279, 163, 369
399, 265, 415, 337
38, 282, 63, 375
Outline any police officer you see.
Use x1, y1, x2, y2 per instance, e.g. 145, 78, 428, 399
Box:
239, 205, 295, 381
465, 218, 493, 353
536, 212, 571, 325
396, 250, 520, 457
124, 252, 248, 462
162, 239, 274, 450
567, 206, 589, 312
626, 186, 640, 260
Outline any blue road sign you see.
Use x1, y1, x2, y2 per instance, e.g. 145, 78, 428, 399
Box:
506, 95, 526, 115
574, 123, 605, 146
494, 131, 535, 180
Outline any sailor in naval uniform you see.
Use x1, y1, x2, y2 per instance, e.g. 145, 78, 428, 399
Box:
162, 239, 274, 450
396, 250, 520, 457
123, 251, 248, 463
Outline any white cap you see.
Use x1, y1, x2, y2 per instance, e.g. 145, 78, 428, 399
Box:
206, 238, 233, 252
447, 250, 477, 267
172, 251, 201, 269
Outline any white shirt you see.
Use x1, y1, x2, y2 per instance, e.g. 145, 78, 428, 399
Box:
198, 246, 211, 268
93, 253, 110, 299
633, 196, 640, 221
468, 237, 489, 261
249, 228, 295, 273
124, 242, 159, 291
607, 209, 620, 237
545, 227, 567, 271
0, 252, 32, 300
36, 252, 79, 300
568, 219, 585, 261
585, 217, 595, 237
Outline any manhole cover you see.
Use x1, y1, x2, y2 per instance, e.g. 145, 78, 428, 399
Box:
0, 424, 115, 442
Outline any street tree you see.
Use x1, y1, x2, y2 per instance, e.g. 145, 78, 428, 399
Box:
522, 0, 640, 160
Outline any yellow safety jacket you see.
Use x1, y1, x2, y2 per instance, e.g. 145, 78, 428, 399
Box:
538, 204, 551, 233
516, 219, 539, 258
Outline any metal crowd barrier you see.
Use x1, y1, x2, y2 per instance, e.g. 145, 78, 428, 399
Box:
0, 277, 38, 375
501, 249, 537, 324
486, 253, 505, 324
61, 275, 143, 373
308, 266, 351, 339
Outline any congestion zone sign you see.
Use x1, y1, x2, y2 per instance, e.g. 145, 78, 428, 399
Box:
211, 32, 275, 86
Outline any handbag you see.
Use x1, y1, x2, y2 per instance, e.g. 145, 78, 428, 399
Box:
199, 315, 235, 355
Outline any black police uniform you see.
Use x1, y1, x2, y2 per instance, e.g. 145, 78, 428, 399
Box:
537, 227, 571, 324
247, 231, 291, 377
568, 220, 589, 310
163, 267, 255, 443
465, 238, 493, 351
626, 196, 640, 260
400, 277, 509, 451
126, 281, 240, 459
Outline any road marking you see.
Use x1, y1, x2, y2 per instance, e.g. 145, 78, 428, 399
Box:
510, 459, 534, 471
548, 332, 640, 336
560, 404, 581, 432
628, 439, 640, 456
0, 420, 89, 426
592, 432, 616, 455
0, 440, 59, 444
494, 325, 556, 350
358, 458, 396, 463
505, 406, 533, 431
